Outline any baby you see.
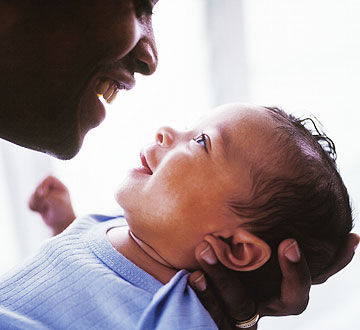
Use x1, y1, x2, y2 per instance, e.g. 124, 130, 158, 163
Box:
0, 103, 353, 329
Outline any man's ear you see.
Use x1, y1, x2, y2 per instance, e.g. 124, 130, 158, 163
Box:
204, 228, 271, 271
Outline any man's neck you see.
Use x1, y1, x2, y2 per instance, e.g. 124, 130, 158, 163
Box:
106, 226, 178, 284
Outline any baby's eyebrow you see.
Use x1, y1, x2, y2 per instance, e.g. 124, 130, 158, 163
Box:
218, 125, 231, 160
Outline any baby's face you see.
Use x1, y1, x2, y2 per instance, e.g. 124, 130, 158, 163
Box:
116, 103, 278, 269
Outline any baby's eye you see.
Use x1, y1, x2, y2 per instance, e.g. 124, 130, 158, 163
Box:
193, 133, 208, 152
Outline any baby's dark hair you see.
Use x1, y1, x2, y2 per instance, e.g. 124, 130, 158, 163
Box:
228, 106, 353, 303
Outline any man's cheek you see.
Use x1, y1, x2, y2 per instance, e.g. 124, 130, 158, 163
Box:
92, 4, 139, 59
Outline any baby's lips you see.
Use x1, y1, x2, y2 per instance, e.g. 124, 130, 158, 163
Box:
140, 151, 153, 175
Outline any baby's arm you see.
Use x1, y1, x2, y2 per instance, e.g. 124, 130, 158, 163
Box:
29, 176, 76, 236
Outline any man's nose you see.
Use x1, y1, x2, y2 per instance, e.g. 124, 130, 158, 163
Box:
156, 126, 175, 147
132, 34, 158, 75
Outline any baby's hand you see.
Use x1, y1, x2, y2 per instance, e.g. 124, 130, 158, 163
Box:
29, 176, 76, 236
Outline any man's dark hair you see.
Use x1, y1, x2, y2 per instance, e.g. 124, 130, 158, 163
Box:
228, 106, 353, 303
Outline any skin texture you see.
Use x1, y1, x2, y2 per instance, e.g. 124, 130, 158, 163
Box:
189, 234, 359, 330
113, 102, 358, 327
0, 0, 158, 159
31, 174, 359, 328
30, 175, 359, 329
115, 104, 279, 270
5, 0, 355, 326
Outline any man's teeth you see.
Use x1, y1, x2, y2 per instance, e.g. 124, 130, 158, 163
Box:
103, 85, 116, 100
107, 88, 119, 103
96, 79, 123, 104
96, 79, 111, 95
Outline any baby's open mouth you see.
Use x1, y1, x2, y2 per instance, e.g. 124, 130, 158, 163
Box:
140, 152, 153, 175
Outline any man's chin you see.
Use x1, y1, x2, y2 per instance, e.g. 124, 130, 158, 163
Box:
28, 130, 84, 160
47, 133, 85, 160
0, 128, 82, 160
46, 144, 82, 160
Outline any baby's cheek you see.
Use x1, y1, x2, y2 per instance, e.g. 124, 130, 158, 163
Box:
165, 179, 219, 221
150, 156, 227, 220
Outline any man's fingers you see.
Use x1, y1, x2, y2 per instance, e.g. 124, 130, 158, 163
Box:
189, 270, 207, 292
278, 239, 311, 313
260, 239, 311, 317
188, 271, 234, 330
312, 233, 359, 284
188, 271, 222, 321
260, 235, 359, 317
194, 241, 256, 321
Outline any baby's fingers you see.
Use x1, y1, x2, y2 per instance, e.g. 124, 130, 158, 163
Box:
28, 180, 49, 212
42, 175, 69, 193
28, 190, 48, 214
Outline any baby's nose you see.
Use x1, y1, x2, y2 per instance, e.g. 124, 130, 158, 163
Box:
155, 126, 175, 147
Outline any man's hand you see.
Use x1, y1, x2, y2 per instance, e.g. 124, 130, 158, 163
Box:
189, 234, 359, 329
312, 233, 359, 284
29, 176, 76, 236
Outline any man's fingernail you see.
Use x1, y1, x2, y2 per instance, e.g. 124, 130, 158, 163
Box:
200, 243, 218, 265
354, 243, 359, 252
193, 274, 207, 292
284, 240, 301, 263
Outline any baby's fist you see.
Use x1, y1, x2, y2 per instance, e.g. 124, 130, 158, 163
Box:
29, 176, 76, 235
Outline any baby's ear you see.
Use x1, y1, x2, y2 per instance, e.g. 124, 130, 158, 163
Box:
205, 228, 271, 271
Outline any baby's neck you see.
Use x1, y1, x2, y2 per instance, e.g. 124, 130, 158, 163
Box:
106, 226, 178, 284
128, 231, 175, 268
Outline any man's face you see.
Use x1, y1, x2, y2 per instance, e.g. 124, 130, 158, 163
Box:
116, 103, 279, 269
0, 0, 158, 159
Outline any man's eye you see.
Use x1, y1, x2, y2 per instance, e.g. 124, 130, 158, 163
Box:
133, 0, 154, 17
193, 133, 208, 152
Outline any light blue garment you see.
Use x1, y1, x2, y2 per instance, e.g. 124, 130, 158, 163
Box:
0, 215, 217, 330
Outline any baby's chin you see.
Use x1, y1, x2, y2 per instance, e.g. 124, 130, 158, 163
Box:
113, 186, 130, 212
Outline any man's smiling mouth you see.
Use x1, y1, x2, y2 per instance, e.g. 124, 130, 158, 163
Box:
96, 79, 125, 103
95, 76, 134, 104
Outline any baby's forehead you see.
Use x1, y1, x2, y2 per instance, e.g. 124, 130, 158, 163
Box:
207, 104, 277, 147
199, 104, 280, 169
201, 103, 275, 131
